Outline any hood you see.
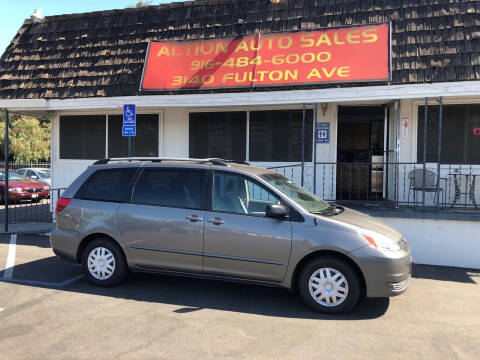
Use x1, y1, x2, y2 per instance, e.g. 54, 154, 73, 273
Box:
326, 206, 403, 241
4, 179, 48, 188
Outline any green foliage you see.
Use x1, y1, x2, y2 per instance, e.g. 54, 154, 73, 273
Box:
0, 115, 50, 162
128, 0, 153, 8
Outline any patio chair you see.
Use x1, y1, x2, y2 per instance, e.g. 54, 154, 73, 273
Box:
407, 169, 447, 209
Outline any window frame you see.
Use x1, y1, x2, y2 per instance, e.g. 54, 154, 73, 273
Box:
209, 169, 291, 220
189, 111, 248, 161
107, 114, 160, 158
59, 115, 107, 160
188, 108, 316, 164
128, 166, 210, 211
248, 109, 314, 162
415, 102, 480, 164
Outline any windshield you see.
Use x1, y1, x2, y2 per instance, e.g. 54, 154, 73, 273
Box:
0, 171, 26, 181
260, 172, 334, 213
36, 169, 51, 178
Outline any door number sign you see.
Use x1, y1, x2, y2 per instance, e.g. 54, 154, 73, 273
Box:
315, 123, 330, 144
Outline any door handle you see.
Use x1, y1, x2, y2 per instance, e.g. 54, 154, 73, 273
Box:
186, 214, 203, 222
207, 217, 225, 225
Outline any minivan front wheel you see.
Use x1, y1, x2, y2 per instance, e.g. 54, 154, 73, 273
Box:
298, 256, 360, 314
82, 238, 128, 286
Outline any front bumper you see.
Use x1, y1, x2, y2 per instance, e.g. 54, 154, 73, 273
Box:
350, 243, 413, 298
9, 190, 49, 201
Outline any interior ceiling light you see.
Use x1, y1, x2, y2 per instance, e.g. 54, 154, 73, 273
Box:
270, 0, 281, 4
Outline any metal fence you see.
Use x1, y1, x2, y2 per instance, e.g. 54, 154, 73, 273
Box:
1, 188, 64, 225
268, 162, 480, 211
8, 162, 51, 171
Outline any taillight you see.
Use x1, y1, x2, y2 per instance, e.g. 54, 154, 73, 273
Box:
55, 197, 71, 213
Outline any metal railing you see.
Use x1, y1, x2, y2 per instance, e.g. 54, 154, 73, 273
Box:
268, 162, 480, 211
8, 162, 51, 171
1, 188, 65, 225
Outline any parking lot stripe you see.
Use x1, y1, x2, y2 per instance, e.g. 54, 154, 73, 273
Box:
3, 234, 17, 279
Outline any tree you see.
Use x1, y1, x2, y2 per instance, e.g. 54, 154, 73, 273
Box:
0, 115, 50, 162
128, 0, 154, 8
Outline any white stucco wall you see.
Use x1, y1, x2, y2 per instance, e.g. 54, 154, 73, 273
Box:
383, 217, 480, 269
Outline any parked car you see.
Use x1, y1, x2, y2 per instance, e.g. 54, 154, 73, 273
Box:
17, 168, 51, 186
0, 169, 50, 203
51, 158, 412, 314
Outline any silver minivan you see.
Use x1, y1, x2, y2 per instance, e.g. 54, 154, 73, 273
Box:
51, 158, 412, 314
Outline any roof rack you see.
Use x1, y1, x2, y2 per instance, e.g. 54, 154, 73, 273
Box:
92, 157, 250, 167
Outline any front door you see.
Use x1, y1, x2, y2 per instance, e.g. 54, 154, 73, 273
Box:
116, 167, 208, 273
337, 106, 386, 200
203, 171, 292, 282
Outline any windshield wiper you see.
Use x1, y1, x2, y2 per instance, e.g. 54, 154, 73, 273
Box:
312, 204, 344, 216
331, 204, 344, 215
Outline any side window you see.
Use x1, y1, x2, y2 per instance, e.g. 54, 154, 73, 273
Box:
131, 168, 206, 210
213, 172, 281, 216
17, 170, 25, 176
74, 168, 138, 202
27, 170, 36, 177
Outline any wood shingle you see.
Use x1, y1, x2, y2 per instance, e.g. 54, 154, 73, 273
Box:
0, 0, 479, 99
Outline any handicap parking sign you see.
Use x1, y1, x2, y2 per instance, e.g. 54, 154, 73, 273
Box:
123, 104, 136, 137
315, 122, 330, 144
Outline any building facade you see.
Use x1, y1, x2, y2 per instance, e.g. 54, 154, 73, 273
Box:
1, 0, 479, 268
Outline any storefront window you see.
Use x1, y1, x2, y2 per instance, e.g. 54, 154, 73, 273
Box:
189, 112, 246, 160
249, 110, 313, 162
108, 114, 159, 158
417, 104, 480, 164
60, 115, 106, 159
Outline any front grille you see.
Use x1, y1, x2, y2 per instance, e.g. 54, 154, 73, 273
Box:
387, 278, 410, 292
25, 188, 43, 193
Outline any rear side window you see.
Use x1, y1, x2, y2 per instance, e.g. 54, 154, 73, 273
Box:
75, 168, 138, 202
132, 168, 206, 210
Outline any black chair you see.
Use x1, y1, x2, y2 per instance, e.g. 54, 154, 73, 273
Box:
407, 169, 446, 208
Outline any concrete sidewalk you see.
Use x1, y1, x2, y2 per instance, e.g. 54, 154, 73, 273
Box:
0, 222, 55, 234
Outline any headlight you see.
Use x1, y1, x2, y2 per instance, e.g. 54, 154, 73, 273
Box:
359, 229, 401, 252
8, 187, 22, 193
43, 186, 49, 191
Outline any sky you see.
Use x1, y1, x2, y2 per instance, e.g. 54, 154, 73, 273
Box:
0, 0, 184, 56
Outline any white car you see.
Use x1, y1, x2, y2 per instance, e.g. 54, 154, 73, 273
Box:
17, 168, 51, 186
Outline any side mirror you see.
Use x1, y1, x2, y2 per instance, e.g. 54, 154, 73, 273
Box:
266, 204, 288, 219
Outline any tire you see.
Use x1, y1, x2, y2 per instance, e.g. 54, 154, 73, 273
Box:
81, 237, 128, 286
298, 256, 360, 314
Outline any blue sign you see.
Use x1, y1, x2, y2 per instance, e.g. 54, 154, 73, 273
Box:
122, 125, 136, 136
315, 122, 330, 144
123, 104, 136, 136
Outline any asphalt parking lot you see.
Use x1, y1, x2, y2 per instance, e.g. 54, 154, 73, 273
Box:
0, 234, 479, 360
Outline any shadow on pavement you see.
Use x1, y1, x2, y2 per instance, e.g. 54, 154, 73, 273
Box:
0, 234, 51, 249
2, 256, 390, 320
412, 264, 479, 284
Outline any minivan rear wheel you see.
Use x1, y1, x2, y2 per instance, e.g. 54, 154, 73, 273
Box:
82, 238, 128, 286
298, 256, 360, 314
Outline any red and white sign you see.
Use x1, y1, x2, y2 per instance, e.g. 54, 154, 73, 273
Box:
140, 23, 391, 91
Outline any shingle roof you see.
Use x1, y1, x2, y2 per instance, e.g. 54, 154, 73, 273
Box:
1, 0, 479, 99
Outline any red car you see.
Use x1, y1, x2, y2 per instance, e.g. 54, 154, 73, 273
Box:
0, 169, 50, 203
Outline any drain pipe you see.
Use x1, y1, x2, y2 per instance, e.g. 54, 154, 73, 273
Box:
422, 98, 428, 210
3, 109, 9, 232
